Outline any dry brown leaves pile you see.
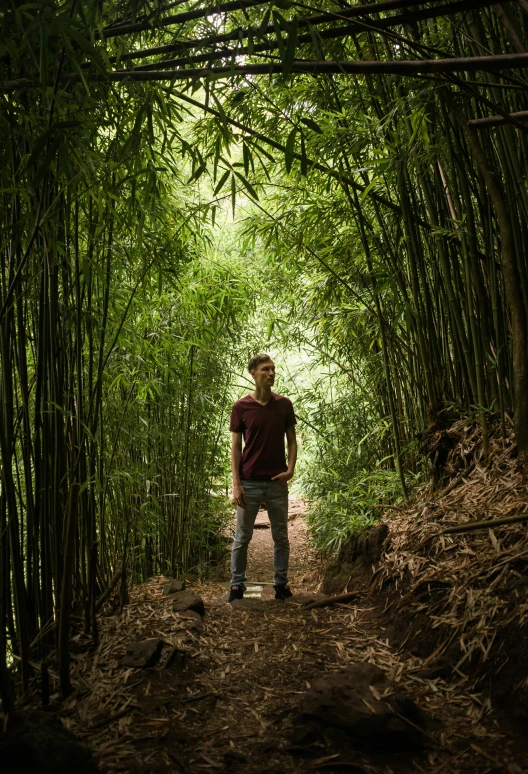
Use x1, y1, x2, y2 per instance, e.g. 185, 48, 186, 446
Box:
377, 421, 528, 677
20, 474, 524, 774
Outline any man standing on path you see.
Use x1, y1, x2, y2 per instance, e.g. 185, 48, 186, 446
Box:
228, 354, 297, 604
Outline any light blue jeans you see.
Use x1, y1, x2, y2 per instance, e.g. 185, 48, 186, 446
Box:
230, 479, 289, 586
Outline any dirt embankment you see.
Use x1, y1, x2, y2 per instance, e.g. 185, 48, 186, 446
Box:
325, 419, 528, 746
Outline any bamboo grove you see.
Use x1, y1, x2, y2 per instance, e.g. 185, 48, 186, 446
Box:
1, 0, 528, 709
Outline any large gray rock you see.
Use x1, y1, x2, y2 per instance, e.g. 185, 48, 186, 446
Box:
0, 711, 100, 774
121, 638, 164, 668
163, 579, 186, 595
295, 662, 424, 749
172, 590, 205, 616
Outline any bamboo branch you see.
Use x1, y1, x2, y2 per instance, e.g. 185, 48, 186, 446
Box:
435, 462, 476, 498
442, 512, 528, 534
124, 0, 506, 66
102, 0, 271, 39
5, 53, 528, 92
105, 0, 470, 44
95, 565, 124, 611
468, 109, 528, 128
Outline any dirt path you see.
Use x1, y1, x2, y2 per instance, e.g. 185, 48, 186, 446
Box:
64, 500, 525, 774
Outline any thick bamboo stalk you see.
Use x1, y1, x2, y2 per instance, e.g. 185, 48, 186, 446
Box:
443, 512, 528, 533
456, 111, 528, 454
5, 53, 528, 91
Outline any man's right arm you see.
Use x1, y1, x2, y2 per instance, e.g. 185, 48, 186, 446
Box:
231, 432, 246, 507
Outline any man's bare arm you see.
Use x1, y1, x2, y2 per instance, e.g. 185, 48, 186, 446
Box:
231, 432, 246, 507
272, 426, 297, 482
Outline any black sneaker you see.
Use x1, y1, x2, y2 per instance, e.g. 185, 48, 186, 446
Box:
274, 584, 293, 601
227, 584, 245, 604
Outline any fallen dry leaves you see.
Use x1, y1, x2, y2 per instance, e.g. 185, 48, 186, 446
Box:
41, 483, 527, 773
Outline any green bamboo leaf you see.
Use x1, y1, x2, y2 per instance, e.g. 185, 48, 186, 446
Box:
247, 139, 275, 164
272, 12, 286, 58
285, 127, 296, 173
259, 7, 272, 34
233, 169, 259, 201
243, 143, 250, 177
283, 18, 298, 75
187, 161, 206, 184
360, 178, 377, 201
231, 173, 236, 218
300, 134, 308, 176
214, 169, 230, 195
59, 22, 108, 76
301, 117, 323, 134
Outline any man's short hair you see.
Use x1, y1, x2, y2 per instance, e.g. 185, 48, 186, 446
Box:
248, 353, 272, 373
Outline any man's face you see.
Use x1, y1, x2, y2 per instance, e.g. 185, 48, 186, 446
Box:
252, 359, 275, 388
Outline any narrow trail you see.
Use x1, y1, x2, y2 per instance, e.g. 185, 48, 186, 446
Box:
64, 500, 525, 774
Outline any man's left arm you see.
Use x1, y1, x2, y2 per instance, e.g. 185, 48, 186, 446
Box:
272, 426, 297, 482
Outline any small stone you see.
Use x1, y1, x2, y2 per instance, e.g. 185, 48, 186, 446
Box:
121, 638, 164, 668
172, 591, 205, 616
163, 579, 186, 595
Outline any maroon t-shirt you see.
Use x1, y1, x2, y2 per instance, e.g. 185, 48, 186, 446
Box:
230, 393, 296, 481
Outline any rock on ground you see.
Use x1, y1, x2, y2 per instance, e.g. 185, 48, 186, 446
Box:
0, 711, 100, 774
177, 610, 204, 632
172, 590, 205, 616
163, 579, 186, 595
121, 638, 164, 668
295, 662, 425, 750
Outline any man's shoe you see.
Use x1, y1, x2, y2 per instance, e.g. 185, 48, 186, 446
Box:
227, 584, 245, 604
274, 584, 293, 601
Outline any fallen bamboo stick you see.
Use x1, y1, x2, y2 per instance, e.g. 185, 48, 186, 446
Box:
442, 512, 528, 535
303, 591, 359, 609
435, 462, 476, 500
95, 566, 123, 611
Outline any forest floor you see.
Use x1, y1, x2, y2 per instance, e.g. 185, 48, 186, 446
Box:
63, 496, 527, 774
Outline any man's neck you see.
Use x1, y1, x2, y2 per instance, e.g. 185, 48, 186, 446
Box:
251, 385, 273, 405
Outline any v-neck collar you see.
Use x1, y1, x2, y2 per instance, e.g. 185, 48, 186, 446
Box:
248, 393, 274, 407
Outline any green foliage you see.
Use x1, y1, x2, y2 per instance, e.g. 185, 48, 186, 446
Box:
306, 468, 406, 555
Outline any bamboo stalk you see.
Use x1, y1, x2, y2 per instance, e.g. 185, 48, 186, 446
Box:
5, 52, 528, 92
443, 512, 528, 533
